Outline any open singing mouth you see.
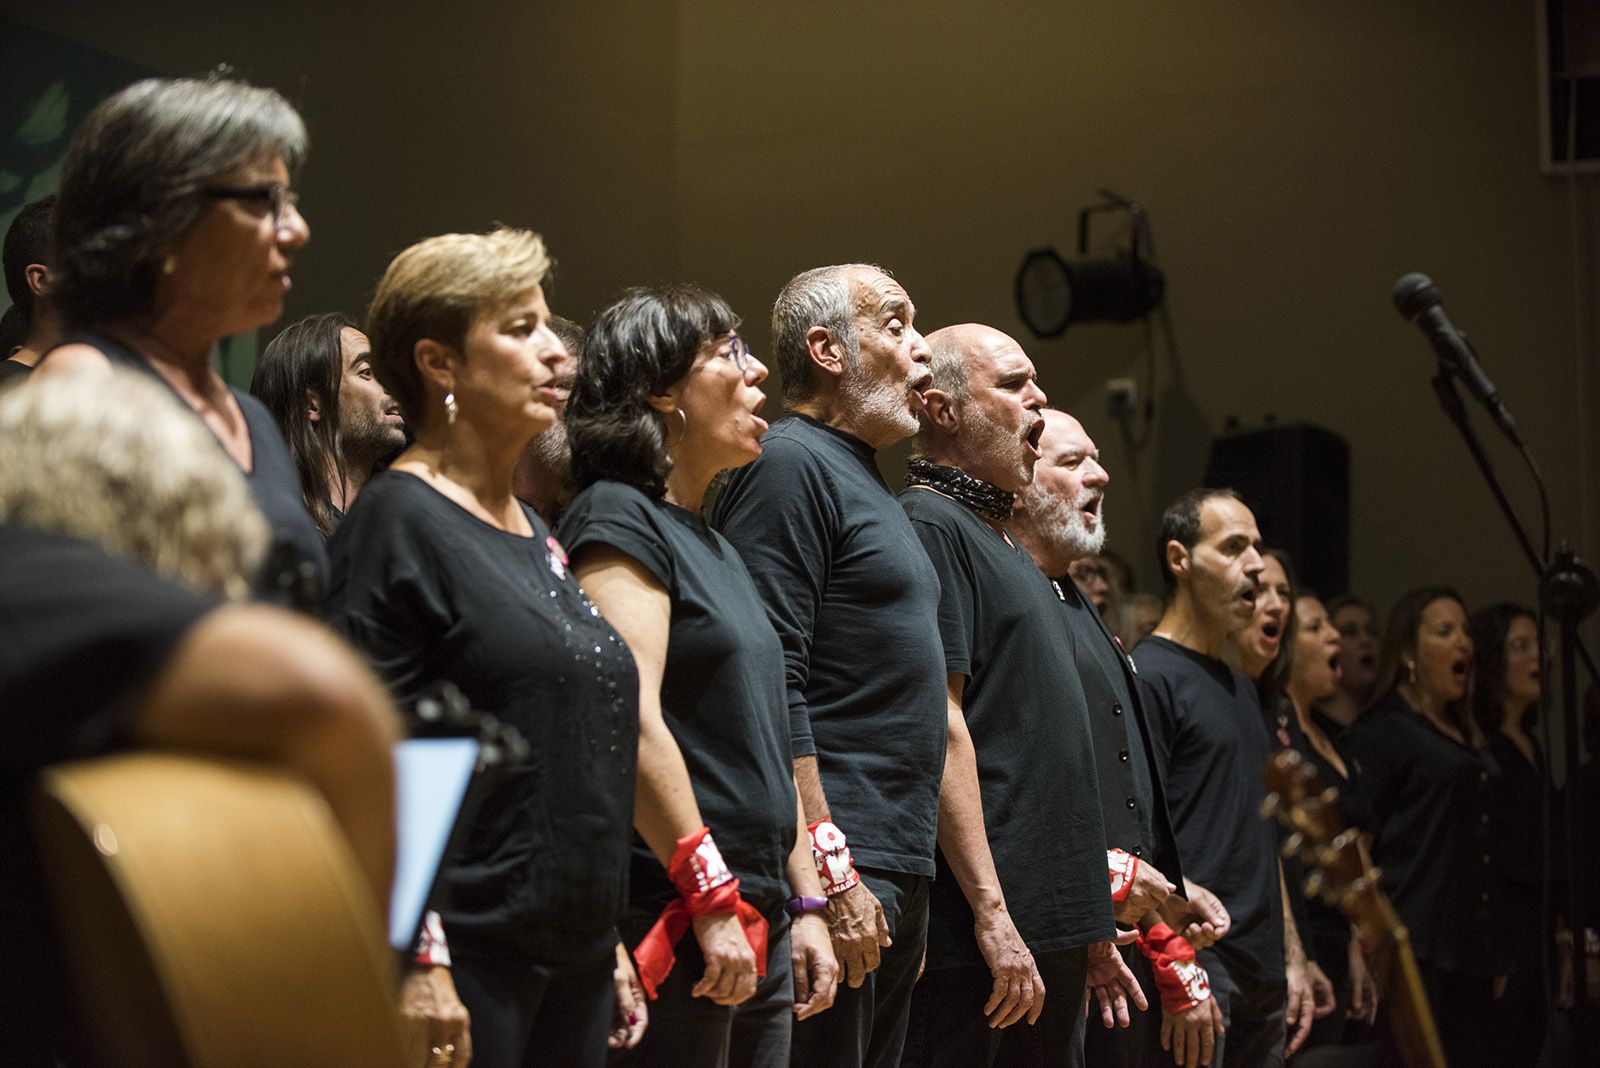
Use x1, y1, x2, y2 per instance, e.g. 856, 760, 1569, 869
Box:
1024, 418, 1045, 458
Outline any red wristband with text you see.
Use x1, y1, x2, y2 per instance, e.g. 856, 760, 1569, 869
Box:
1137, 922, 1213, 1013
1108, 849, 1139, 903
809, 818, 860, 896
632, 827, 769, 999
413, 910, 452, 968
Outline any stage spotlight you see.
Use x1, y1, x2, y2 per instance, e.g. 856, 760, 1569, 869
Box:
1014, 191, 1166, 338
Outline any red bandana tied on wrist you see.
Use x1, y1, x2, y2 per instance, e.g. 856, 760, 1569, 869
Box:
1137, 922, 1213, 1013
632, 827, 768, 1000
809, 818, 860, 896
1107, 848, 1139, 902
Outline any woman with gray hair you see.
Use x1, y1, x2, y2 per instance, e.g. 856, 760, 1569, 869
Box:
36, 76, 324, 606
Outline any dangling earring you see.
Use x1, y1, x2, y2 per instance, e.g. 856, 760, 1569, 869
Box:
161, 254, 177, 275
1404, 660, 1416, 683
444, 392, 458, 426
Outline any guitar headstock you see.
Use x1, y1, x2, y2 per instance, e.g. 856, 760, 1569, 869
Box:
1261, 749, 1395, 950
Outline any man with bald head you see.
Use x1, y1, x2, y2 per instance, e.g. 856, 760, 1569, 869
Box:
1012, 410, 1226, 1068
897, 325, 1128, 1067
711, 264, 945, 1067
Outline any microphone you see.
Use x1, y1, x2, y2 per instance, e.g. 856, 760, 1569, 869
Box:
1392, 273, 1519, 441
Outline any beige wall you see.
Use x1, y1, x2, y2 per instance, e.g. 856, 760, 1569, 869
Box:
11, 1, 1600, 635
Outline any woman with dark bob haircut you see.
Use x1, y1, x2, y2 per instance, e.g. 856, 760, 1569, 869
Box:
1339, 587, 1502, 1068
559, 285, 838, 1065
37, 76, 325, 604
1469, 602, 1556, 1064
325, 228, 642, 1068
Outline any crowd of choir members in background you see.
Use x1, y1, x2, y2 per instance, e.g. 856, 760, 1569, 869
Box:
3, 72, 1599, 1068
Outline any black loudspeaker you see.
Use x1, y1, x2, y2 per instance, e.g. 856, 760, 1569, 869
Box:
1204, 423, 1350, 599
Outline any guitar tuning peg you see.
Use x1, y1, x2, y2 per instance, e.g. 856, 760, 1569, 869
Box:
1303, 871, 1324, 900
1260, 792, 1281, 819
1281, 831, 1305, 858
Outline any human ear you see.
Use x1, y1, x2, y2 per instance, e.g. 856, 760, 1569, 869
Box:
806, 325, 844, 380
1165, 540, 1189, 585
919, 389, 958, 433
305, 388, 323, 424
24, 263, 50, 298
413, 338, 456, 396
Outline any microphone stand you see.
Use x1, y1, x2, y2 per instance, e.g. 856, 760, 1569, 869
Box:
1429, 363, 1599, 1025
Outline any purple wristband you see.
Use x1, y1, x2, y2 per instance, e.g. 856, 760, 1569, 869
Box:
786, 895, 830, 916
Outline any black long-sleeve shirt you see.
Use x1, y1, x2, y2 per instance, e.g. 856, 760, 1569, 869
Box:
1339, 691, 1498, 976
1058, 575, 1184, 889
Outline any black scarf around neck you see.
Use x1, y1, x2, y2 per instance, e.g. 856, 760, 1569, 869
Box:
905, 458, 1014, 522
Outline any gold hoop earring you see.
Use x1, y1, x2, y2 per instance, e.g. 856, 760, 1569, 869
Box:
444, 392, 458, 426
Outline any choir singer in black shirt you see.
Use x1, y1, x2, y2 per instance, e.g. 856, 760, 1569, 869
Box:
1010, 409, 1226, 1068
1340, 588, 1500, 1068
1133, 489, 1315, 1067
560, 284, 838, 1065
897, 326, 1136, 1067
711, 264, 947, 1068
327, 229, 641, 1067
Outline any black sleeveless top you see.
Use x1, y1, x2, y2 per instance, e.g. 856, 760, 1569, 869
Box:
45, 333, 328, 607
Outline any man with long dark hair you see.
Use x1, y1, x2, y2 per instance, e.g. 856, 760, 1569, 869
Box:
252, 313, 406, 537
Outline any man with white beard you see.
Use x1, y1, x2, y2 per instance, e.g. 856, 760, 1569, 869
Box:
710, 264, 946, 1068
1010, 409, 1226, 1068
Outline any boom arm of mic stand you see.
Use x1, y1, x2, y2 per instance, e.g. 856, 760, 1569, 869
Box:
1429, 367, 1600, 691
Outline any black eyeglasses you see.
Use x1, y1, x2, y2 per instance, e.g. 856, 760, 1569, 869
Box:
201, 181, 300, 229
724, 332, 751, 371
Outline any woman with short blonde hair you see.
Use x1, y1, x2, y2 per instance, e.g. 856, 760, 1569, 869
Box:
327, 228, 642, 1067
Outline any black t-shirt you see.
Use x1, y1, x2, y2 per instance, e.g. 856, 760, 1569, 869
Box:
1133, 635, 1286, 986
47, 332, 328, 606
559, 481, 797, 913
325, 471, 638, 967
899, 488, 1112, 967
1339, 692, 1498, 975
709, 414, 947, 876
1057, 575, 1184, 888
0, 523, 215, 1065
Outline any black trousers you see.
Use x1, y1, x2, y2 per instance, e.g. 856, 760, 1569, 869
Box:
1412, 963, 1495, 1068
790, 866, 930, 1068
902, 946, 1089, 1067
1485, 946, 1548, 1065
1199, 948, 1286, 1068
451, 942, 615, 1068
610, 907, 794, 1067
